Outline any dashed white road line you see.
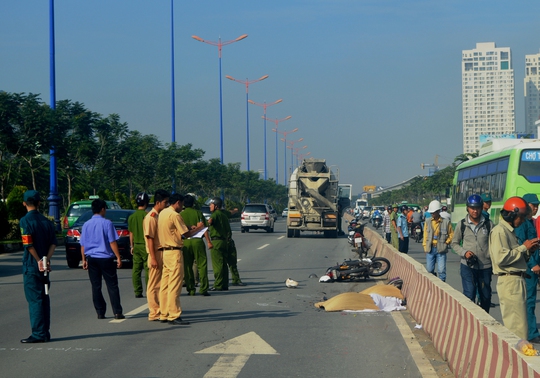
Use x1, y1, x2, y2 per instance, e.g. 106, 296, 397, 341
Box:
257, 244, 269, 250
277, 236, 285, 240
109, 303, 148, 323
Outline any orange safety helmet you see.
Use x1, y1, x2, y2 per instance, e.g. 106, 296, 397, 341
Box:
502, 196, 528, 216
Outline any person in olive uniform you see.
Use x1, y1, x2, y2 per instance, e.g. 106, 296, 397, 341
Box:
180, 195, 212, 296
208, 197, 231, 291
128, 192, 149, 298
20, 190, 57, 343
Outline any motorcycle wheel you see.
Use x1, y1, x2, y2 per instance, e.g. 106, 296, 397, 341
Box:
368, 257, 391, 277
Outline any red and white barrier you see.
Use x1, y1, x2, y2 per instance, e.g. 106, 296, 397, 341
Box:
364, 227, 540, 378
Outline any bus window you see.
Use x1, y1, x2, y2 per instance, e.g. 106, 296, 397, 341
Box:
491, 174, 499, 200
487, 161, 498, 174
499, 172, 507, 200
497, 158, 509, 172
470, 166, 479, 178
478, 164, 487, 177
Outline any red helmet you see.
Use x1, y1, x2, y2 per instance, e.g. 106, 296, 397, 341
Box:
502, 196, 527, 215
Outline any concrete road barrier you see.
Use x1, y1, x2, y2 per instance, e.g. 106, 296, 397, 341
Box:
364, 227, 540, 378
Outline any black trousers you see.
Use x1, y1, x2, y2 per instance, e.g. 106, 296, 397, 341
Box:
87, 256, 123, 315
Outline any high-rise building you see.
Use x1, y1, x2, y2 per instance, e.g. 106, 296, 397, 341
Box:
461, 42, 515, 153
525, 51, 540, 138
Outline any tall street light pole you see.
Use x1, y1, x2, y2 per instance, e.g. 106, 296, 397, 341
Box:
170, 0, 176, 193
48, 0, 60, 230
263, 115, 291, 184
296, 151, 311, 165
283, 138, 304, 180
288, 144, 307, 169
192, 34, 248, 166
248, 98, 282, 180
273, 128, 298, 185
225, 74, 268, 171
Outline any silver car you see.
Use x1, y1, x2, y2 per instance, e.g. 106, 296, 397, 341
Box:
241, 203, 275, 233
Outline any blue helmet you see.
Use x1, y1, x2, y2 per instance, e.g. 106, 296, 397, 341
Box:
466, 194, 483, 208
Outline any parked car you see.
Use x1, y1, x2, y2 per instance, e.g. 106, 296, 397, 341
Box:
62, 198, 121, 233
65, 209, 134, 268
268, 205, 278, 221
282, 208, 288, 218
240, 203, 275, 233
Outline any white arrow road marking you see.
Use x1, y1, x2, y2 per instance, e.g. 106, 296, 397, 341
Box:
196, 332, 279, 378
277, 236, 285, 239
109, 303, 148, 323
257, 244, 269, 250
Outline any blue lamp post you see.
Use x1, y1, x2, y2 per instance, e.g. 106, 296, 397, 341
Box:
249, 99, 282, 180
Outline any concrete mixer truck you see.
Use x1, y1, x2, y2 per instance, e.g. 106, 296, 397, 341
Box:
286, 158, 340, 238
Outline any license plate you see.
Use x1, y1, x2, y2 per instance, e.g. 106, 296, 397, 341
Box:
355, 237, 363, 244
244, 215, 250, 220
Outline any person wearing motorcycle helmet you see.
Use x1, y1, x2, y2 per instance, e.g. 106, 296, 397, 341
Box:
423, 200, 454, 282
383, 206, 392, 243
451, 194, 494, 313
489, 196, 540, 340
481, 193, 492, 221
128, 192, 150, 298
515, 194, 540, 342
396, 205, 409, 253
440, 205, 451, 221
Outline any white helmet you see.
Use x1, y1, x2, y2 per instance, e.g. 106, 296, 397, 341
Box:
427, 200, 442, 213
319, 275, 332, 283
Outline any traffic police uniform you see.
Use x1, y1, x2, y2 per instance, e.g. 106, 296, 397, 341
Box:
209, 209, 231, 290
128, 208, 148, 297
180, 206, 210, 295
157, 206, 189, 321
143, 208, 163, 321
20, 191, 57, 342
490, 217, 530, 340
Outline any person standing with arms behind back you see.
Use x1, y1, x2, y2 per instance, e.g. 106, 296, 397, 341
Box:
143, 189, 169, 322
80, 199, 124, 320
20, 190, 57, 343
490, 196, 539, 340
128, 192, 149, 298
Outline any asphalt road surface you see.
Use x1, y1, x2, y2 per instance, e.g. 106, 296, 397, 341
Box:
0, 219, 446, 378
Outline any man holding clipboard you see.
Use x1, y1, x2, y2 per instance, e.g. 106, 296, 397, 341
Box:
181, 195, 212, 296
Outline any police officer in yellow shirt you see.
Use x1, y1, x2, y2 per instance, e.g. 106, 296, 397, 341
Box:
157, 193, 204, 325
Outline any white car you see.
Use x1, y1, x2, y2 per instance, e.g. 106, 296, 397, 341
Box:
241, 203, 275, 233
282, 208, 288, 217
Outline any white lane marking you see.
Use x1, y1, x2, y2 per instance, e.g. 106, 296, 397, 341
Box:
277, 236, 285, 240
196, 332, 279, 378
109, 303, 148, 323
257, 244, 269, 250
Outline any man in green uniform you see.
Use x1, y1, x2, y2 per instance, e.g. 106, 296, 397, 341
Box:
489, 196, 539, 340
128, 192, 149, 298
208, 197, 231, 291
20, 190, 57, 343
180, 194, 212, 296
390, 204, 399, 250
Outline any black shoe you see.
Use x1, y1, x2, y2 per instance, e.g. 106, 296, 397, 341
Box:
135, 294, 143, 298
202, 292, 211, 296
97, 314, 106, 319
169, 318, 190, 325
21, 336, 46, 344
114, 314, 125, 320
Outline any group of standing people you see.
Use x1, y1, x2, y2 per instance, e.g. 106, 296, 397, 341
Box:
19, 190, 245, 343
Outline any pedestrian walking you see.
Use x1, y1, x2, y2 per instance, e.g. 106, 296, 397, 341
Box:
20, 190, 57, 343
80, 199, 124, 320
397, 205, 409, 253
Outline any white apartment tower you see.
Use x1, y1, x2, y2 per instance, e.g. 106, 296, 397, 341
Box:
525, 51, 540, 137
461, 42, 515, 153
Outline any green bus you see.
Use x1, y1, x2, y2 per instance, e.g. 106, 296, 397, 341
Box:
450, 139, 540, 224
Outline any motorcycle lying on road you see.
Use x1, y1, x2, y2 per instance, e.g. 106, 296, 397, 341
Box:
324, 255, 391, 282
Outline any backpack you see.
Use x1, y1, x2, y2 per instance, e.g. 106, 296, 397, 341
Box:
460, 218, 491, 244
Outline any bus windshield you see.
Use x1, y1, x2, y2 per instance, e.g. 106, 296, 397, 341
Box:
519, 150, 540, 183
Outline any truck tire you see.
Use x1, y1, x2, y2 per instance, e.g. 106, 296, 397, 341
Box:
294, 229, 300, 237
287, 228, 293, 238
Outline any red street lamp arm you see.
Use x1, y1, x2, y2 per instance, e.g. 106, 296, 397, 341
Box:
192, 34, 248, 57
248, 98, 282, 110
226, 75, 269, 92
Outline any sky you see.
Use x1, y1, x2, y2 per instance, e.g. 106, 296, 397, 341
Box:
2, 0, 540, 196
